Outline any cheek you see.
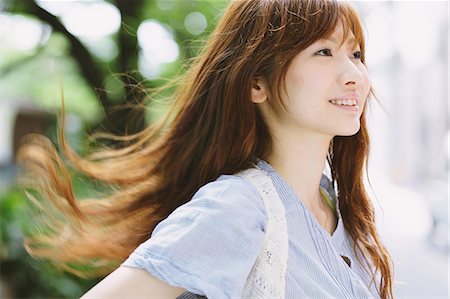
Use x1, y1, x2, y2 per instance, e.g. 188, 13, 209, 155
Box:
286, 59, 328, 89
303, 65, 332, 89
359, 66, 371, 94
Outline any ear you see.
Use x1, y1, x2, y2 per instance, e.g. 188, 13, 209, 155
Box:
251, 78, 268, 104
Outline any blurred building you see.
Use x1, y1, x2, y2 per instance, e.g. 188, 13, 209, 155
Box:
0, 99, 56, 192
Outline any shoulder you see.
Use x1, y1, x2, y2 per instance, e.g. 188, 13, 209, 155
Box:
189, 174, 267, 218
122, 176, 268, 298
150, 174, 268, 242
196, 174, 262, 198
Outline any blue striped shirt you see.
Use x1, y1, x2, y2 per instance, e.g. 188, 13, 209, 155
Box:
122, 159, 380, 298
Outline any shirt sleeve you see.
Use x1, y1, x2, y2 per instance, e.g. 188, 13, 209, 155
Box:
121, 174, 267, 299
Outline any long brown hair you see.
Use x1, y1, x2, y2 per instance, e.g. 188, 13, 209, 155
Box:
17, 0, 393, 298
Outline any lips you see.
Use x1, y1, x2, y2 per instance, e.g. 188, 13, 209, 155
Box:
328, 93, 361, 112
329, 92, 361, 107
330, 92, 361, 106
329, 98, 358, 106
329, 101, 359, 112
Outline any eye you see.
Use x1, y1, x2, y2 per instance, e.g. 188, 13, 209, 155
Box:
315, 48, 332, 56
352, 51, 362, 59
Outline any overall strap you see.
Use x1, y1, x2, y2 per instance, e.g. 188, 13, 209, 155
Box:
236, 167, 288, 299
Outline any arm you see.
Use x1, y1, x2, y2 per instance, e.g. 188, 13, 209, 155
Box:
81, 266, 186, 298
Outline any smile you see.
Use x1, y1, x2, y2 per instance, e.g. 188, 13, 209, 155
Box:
329, 100, 359, 112
329, 99, 357, 106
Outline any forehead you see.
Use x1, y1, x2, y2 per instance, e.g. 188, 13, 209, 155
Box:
317, 24, 359, 48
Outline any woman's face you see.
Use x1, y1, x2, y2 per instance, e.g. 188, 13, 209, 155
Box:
275, 23, 371, 138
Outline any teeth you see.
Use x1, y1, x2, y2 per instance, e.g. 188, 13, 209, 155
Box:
330, 99, 357, 106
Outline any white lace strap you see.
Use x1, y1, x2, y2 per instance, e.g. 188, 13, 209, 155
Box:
236, 167, 288, 299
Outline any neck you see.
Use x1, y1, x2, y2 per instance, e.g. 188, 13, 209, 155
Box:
265, 128, 332, 206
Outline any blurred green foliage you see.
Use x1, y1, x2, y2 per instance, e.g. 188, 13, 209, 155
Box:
2, 32, 102, 123
1, 0, 227, 297
0, 188, 102, 298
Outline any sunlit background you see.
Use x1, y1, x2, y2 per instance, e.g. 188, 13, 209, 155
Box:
0, 0, 448, 298
353, 1, 448, 298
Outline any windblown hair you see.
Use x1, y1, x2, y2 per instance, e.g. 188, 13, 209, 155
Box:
17, 0, 393, 298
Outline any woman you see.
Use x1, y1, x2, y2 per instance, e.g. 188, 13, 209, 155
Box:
18, 0, 394, 298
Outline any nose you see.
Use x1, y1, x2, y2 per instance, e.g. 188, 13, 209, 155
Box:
338, 59, 364, 87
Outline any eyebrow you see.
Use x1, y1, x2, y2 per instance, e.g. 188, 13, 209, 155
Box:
321, 36, 358, 47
